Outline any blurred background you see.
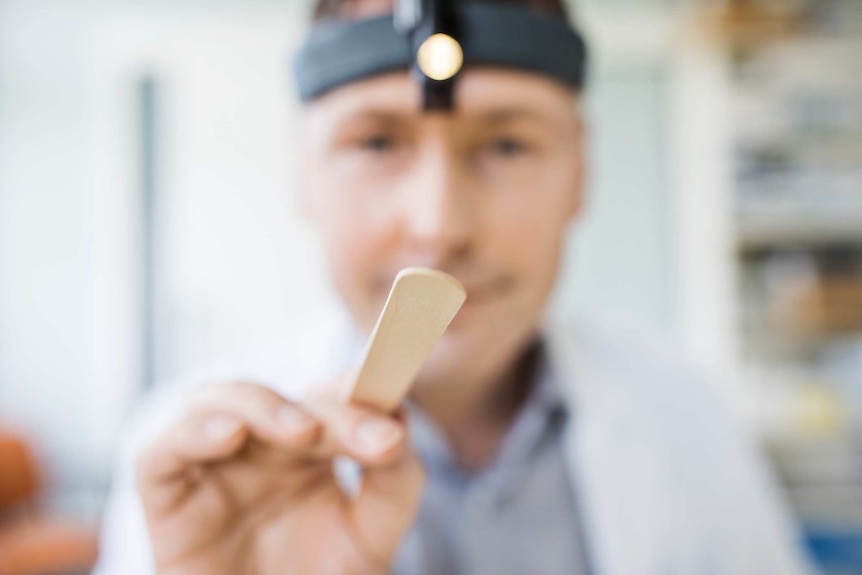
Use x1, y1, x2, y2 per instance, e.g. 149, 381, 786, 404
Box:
1, 0, 861, 573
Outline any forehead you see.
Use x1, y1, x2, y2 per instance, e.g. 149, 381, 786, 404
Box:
304, 68, 578, 129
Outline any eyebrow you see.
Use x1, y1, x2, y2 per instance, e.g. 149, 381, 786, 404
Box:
333, 105, 411, 123
473, 107, 557, 129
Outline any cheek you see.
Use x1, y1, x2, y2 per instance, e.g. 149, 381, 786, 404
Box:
482, 171, 573, 288
314, 181, 400, 328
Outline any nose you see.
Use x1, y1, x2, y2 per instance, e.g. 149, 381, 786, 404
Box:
398, 142, 475, 262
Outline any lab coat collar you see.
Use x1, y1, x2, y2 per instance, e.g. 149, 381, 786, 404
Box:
545, 316, 676, 575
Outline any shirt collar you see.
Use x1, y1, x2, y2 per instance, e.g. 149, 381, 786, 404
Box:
406, 340, 570, 487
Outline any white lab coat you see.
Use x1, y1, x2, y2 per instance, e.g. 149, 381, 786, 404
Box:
94, 309, 816, 575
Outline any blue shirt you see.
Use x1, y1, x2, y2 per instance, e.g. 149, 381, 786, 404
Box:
392, 358, 591, 575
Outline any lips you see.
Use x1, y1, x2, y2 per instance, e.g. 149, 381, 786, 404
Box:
461, 277, 514, 308
375, 267, 513, 307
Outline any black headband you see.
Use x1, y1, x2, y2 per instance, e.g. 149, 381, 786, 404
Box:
294, 2, 588, 108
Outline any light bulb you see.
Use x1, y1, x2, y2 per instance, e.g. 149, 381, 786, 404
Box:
416, 33, 463, 81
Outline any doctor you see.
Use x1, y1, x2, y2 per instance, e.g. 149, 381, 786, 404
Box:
95, 0, 816, 574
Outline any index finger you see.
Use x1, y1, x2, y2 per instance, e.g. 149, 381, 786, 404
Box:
136, 412, 249, 515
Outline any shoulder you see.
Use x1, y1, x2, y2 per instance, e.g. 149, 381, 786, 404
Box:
549, 314, 812, 574
548, 313, 725, 411
547, 313, 751, 466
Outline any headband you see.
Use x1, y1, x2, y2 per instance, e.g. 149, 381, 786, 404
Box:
294, 1, 588, 110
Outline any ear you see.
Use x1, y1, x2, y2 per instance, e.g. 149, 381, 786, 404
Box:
566, 107, 588, 223
293, 122, 318, 225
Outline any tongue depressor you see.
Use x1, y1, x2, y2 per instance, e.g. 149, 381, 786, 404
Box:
348, 268, 466, 413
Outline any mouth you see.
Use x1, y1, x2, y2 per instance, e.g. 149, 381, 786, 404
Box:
461, 281, 509, 307
374, 269, 513, 311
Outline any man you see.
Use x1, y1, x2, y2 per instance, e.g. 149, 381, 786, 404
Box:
94, 1, 816, 574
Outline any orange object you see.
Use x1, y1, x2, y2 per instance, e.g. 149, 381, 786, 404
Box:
695, 0, 808, 48
0, 435, 40, 512
0, 431, 98, 575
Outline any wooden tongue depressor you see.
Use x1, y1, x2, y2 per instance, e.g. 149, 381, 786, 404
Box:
348, 267, 467, 413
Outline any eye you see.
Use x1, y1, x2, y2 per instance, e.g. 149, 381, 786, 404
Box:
359, 133, 397, 153
489, 137, 528, 157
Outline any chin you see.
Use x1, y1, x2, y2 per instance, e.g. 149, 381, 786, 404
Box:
412, 320, 528, 392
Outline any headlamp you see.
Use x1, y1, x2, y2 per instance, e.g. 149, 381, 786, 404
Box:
294, 0, 588, 112
397, 0, 461, 109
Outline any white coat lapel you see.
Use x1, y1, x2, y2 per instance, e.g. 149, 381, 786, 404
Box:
546, 320, 679, 575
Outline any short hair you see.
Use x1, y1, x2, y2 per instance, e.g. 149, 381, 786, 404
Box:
312, 0, 571, 23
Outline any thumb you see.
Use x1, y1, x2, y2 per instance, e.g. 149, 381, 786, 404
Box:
347, 414, 425, 567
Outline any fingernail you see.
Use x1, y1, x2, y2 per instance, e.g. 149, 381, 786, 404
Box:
204, 417, 242, 440
277, 406, 317, 435
355, 419, 403, 454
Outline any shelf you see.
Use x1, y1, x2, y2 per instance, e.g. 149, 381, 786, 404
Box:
737, 212, 862, 249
